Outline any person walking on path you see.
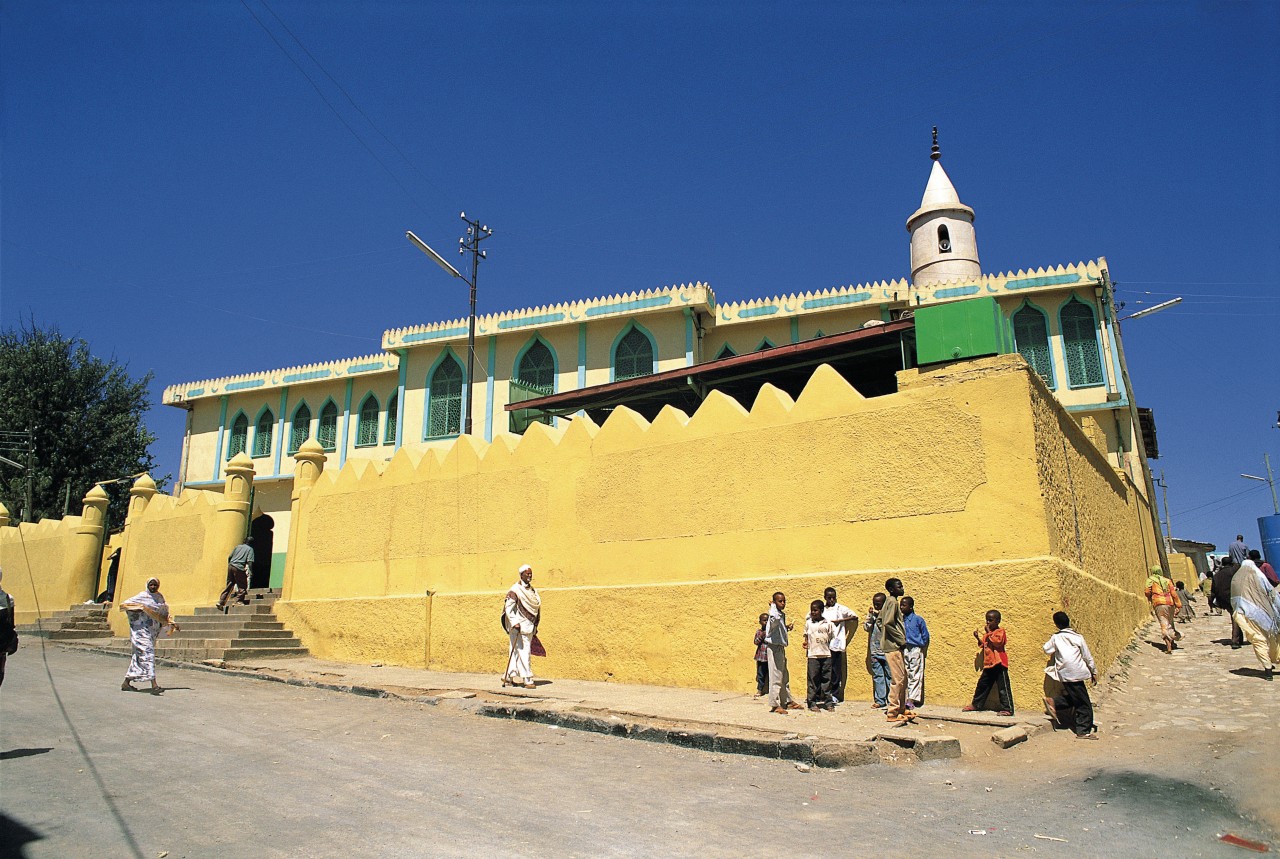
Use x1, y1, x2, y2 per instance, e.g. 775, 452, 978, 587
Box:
0, 568, 17, 688
864, 593, 890, 709
1229, 559, 1280, 677
803, 600, 836, 711
901, 596, 930, 709
216, 537, 255, 610
502, 564, 542, 688
964, 609, 1014, 716
1145, 566, 1183, 654
1248, 550, 1279, 587
821, 587, 858, 705
879, 578, 910, 724
765, 592, 802, 714
1201, 572, 1220, 616
1229, 536, 1250, 566
1213, 559, 1244, 647
120, 578, 179, 694
1042, 611, 1097, 739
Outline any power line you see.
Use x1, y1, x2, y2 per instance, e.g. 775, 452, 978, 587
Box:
1171, 483, 1267, 519
237, 0, 437, 219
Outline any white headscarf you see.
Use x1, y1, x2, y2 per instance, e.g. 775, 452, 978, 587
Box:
120, 578, 168, 621
1230, 560, 1280, 635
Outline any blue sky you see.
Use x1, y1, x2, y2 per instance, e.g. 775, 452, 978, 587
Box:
2, 2, 1277, 549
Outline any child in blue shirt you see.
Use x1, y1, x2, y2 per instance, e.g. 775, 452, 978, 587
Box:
901, 596, 930, 709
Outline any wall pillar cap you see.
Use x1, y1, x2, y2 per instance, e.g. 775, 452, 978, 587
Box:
85, 484, 110, 503
226, 452, 255, 472
131, 473, 158, 495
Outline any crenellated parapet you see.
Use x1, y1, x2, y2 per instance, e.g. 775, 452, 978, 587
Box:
716, 259, 1105, 325
382, 282, 716, 350
162, 351, 399, 406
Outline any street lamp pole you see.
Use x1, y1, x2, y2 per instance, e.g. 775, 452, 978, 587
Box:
1242, 452, 1279, 515
406, 213, 493, 437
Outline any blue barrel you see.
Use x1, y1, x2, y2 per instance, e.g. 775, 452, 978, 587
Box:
1259, 514, 1280, 568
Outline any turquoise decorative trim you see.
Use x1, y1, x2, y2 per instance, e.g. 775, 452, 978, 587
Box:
789, 317, 800, 344
585, 295, 672, 317
497, 312, 565, 330
347, 362, 384, 374
273, 387, 288, 476
404, 326, 469, 343
282, 369, 331, 384
226, 378, 266, 391
338, 379, 353, 468
737, 305, 779, 319
1005, 273, 1082, 291
213, 396, 229, 481
394, 350, 408, 450
803, 292, 873, 310
187, 388, 204, 398
755, 337, 775, 352
1064, 397, 1130, 413
485, 337, 497, 442
577, 324, 587, 389
934, 285, 981, 299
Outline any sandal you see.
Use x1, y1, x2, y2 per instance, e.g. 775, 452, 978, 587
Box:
785, 702, 803, 710
771, 707, 788, 715
996, 710, 1013, 716
121, 681, 134, 692
960, 705, 977, 712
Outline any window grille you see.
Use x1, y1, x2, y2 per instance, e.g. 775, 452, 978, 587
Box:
1012, 305, 1053, 384
318, 402, 338, 451
427, 356, 464, 438
289, 404, 311, 454
228, 413, 248, 459
356, 395, 379, 446
614, 327, 654, 380
1060, 299, 1104, 387
252, 409, 274, 457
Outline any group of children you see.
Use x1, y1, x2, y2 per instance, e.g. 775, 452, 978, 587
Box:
752, 586, 1100, 739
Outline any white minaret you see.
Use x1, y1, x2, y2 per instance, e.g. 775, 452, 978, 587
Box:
906, 128, 981, 286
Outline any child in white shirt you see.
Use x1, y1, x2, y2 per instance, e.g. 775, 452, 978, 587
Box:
804, 600, 837, 711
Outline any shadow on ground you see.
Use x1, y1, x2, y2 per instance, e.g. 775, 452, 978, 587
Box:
0, 812, 42, 859
0, 748, 52, 761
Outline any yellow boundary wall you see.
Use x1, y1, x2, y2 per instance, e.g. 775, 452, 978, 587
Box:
277, 354, 1161, 707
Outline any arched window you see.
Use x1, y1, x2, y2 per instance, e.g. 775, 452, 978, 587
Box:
715, 344, 736, 360
228, 412, 248, 459
1060, 298, 1104, 387
356, 394, 379, 446
613, 325, 654, 381
318, 401, 338, 451
427, 354, 464, 438
510, 340, 555, 433
937, 224, 952, 253
289, 403, 311, 454
516, 340, 555, 394
252, 408, 274, 457
384, 391, 399, 444
1012, 304, 1053, 385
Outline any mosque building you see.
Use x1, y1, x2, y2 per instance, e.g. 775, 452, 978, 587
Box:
163, 134, 1156, 589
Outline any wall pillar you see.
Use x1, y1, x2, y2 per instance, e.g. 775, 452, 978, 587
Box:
69, 485, 109, 604
202, 452, 255, 605
281, 439, 326, 601
0, 502, 9, 528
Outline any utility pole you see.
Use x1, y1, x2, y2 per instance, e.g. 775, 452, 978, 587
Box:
1242, 453, 1279, 515
1155, 470, 1173, 553
457, 213, 492, 437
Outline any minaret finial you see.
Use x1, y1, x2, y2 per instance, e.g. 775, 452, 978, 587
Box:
930, 126, 940, 161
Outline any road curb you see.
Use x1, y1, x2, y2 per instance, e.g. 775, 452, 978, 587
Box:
476, 701, 909, 768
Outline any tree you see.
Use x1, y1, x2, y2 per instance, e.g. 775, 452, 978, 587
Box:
0, 320, 160, 529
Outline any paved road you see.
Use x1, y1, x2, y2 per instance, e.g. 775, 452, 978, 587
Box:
0, 616, 1274, 858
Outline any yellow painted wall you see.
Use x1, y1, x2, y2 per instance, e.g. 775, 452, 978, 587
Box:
276, 353, 1161, 706
0, 516, 100, 624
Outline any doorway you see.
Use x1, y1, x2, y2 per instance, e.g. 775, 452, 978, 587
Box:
250, 513, 274, 590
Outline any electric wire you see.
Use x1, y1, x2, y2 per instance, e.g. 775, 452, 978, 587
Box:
9, 524, 145, 859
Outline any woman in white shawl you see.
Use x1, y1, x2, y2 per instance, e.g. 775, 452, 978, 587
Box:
502, 564, 542, 689
120, 577, 180, 693
1230, 559, 1280, 677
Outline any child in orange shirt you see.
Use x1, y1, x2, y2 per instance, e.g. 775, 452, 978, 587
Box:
962, 609, 1014, 716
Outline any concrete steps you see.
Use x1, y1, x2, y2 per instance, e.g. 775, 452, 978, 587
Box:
16, 603, 113, 639
91, 588, 309, 662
